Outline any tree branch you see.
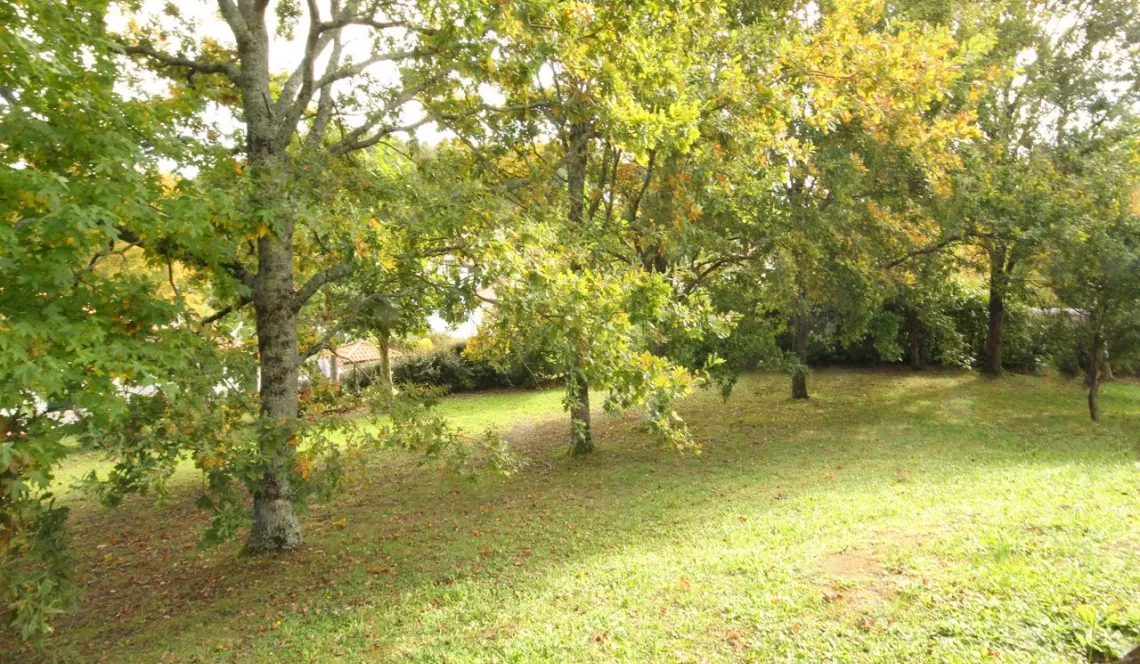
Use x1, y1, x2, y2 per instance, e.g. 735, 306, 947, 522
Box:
297, 291, 384, 361
313, 48, 434, 91
114, 227, 255, 290
200, 295, 252, 326
293, 262, 354, 312
117, 41, 241, 81
881, 236, 962, 270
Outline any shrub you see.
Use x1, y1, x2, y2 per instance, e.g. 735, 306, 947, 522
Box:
391, 348, 471, 393
339, 341, 551, 395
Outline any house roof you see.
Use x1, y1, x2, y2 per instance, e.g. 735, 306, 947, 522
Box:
324, 339, 402, 365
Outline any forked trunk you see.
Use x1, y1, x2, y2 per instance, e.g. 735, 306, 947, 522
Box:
791, 311, 810, 400
245, 230, 303, 554
230, 4, 304, 555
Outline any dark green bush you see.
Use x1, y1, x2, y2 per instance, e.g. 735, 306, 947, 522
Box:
391, 348, 472, 393
350, 341, 547, 394
760, 284, 1088, 374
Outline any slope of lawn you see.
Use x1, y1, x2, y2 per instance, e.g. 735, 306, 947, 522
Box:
9, 369, 1140, 663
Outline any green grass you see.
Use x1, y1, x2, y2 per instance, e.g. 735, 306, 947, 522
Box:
10, 369, 1140, 663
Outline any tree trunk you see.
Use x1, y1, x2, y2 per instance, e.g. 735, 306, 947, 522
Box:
1087, 329, 1103, 422
245, 221, 303, 554
565, 119, 594, 454
791, 311, 810, 400
905, 308, 925, 370
983, 247, 1007, 376
377, 328, 393, 398
569, 380, 593, 456
224, 3, 304, 555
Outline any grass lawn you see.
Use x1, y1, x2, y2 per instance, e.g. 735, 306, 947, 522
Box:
9, 368, 1140, 663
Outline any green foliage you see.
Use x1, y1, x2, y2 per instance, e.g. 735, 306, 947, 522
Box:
348, 388, 518, 478
340, 342, 538, 394
4, 0, 1140, 646
0, 501, 71, 642
0, 0, 227, 639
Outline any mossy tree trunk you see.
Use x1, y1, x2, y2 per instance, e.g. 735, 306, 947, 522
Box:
565, 119, 594, 455
984, 243, 1018, 377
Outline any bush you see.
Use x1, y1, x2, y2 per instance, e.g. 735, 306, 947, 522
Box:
391, 348, 471, 393
380, 341, 546, 394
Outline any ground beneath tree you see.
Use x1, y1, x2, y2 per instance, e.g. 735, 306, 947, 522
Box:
8, 369, 1140, 663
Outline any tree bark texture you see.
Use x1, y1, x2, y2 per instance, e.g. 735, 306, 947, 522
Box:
237, 8, 304, 553
246, 228, 304, 554
565, 119, 595, 454
569, 380, 594, 457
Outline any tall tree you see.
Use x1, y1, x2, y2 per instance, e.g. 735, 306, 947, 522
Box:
113, 0, 496, 553
1047, 136, 1140, 420
712, 0, 981, 398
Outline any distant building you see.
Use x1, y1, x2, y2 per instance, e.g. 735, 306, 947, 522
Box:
317, 339, 401, 382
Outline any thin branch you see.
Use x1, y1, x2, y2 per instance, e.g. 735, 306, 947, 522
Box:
114, 226, 255, 290
881, 236, 961, 269
167, 259, 180, 297
625, 150, 657, 225
200, 295, 252, 326
297, 291, 384, 361
313, 48, 434, 90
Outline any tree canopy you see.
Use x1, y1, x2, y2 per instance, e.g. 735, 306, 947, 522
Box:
3, 0, 1139, 644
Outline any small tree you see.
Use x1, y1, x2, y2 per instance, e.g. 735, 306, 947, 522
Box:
467, 0, 724, 455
